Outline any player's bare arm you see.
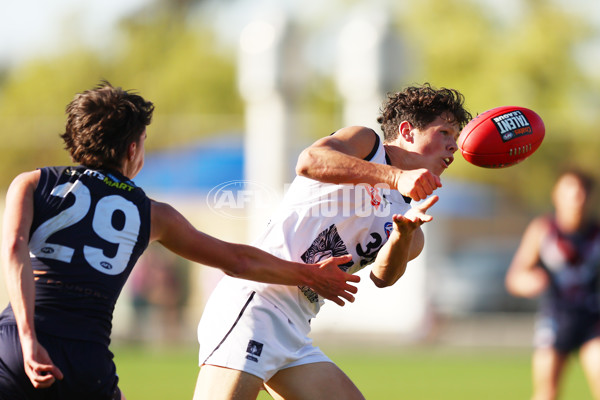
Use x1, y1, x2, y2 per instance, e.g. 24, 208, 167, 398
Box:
505, 217, 550, 298
296, 126, 441, 201
296, 127, 389, 184
369, 195, 437, 287
1, 170, 64, 388
150, 200, 359, 305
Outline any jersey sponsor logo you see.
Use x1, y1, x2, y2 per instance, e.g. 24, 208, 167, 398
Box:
102, 177, 135, 192
34, 275, 110, 300
366, 185, 382, 209
65, 168, 136, 191
357, 184, 391, 215
64, 168, 136, 192
300, 224, 353, 303
492, 110, 533, 142
245, 340, 263, 362
366, 185, 391, 210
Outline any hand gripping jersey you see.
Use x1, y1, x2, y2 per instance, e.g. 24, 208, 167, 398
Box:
539, 218, 600, 314
218, 132, 412, 328
0, 166, 151, 346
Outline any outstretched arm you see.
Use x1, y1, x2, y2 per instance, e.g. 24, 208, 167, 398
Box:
505, 217, 549, 298
150, 201, 359, 306
296, 126, 441, 201
369, 196, 438, 288
1, 171, 63, 388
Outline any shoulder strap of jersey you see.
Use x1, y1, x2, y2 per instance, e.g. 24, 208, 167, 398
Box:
364, 131, 381, 161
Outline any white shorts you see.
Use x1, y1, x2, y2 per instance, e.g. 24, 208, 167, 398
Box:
197, 281, 331, 381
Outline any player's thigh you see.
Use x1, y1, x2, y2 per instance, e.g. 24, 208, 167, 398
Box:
193, 364, 264, 400
265, 361, 365, 400
579, 337, 600, 397
532, 348, 567, 396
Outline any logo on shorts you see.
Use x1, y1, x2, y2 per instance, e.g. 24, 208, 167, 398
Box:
246, 340, 263, 362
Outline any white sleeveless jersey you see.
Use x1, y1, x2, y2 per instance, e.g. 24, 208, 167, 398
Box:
218, 133, 412, 328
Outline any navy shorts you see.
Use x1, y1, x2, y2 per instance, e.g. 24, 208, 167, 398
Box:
534, 308, 600, 353
0, 324, 121, 400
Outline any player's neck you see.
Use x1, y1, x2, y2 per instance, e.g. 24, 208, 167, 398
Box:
384, 145, 412, 169
555, 212, 585, 234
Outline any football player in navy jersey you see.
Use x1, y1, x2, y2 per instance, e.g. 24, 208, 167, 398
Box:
0, 81, 359, 400
506, 169, 600, 400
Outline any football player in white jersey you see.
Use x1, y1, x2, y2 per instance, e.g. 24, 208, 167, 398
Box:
194, 83, 472, 400
0, 82, 359, 400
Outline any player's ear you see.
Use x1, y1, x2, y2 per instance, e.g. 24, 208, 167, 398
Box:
127, 141, 137, 161
399, 121, 414, 143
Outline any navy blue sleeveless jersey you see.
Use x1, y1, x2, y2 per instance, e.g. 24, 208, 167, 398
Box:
533, 218, 600, 351
0, 166, 151, 346
539, 218, 600, 314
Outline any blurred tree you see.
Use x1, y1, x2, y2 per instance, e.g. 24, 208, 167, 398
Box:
396, 0, 600, 210
110, 14, 242, 147
0, 8, 241, 190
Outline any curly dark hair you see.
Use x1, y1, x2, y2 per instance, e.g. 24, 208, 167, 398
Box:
377, 83, 472, 143
61, 81, 155, 170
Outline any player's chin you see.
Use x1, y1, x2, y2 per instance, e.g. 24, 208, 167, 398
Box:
431, 163, 447, 177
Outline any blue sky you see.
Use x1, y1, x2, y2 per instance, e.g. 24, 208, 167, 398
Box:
0, 0, 150, 65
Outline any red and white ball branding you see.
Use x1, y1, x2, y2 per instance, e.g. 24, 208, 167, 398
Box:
458, 106, 545, 168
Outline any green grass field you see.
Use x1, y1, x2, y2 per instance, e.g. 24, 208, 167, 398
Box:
114, 344, 593, 399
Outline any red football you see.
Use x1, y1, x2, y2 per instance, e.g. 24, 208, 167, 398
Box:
458, 106, 545, 168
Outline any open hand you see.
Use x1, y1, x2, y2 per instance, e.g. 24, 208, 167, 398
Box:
392, 195, 439, 234
310, 254, 360, 306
